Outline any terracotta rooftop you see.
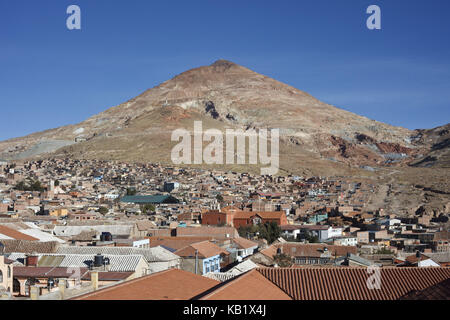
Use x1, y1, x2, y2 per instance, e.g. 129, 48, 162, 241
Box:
233, 211, 286, 220
135, 220, 157, 231
175, 241, 230, 259
147, 237, 216, 250
73, 269, 220, 300
260, 243, 357, 259
257, 267, 450, 300
232, 211, 254, 219
255, 211, 286, 219
13, 266, 89, 278
200, 269, 292, 300
232, 237, 258, 250
405, 253, 432, 264
0, 225, 39, 241
399, 278, 450, 300
433, 231, 450, 241
176, 226, 238, 238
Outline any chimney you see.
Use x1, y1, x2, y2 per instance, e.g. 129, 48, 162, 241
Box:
26, 254, 39, 267
91, 271, 99, 291
30, 286, 40, 300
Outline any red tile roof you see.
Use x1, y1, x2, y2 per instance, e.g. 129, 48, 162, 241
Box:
176, 226, 238, 239
200, 269, 292, 300
233, 211, 286, 219
257, 267, 450, 300
0, 225, 39, 241
405, 253, 431, 264
232, 237, 258, 250
255, 212, 286, 220
13, 267, 89, 278
175, 241, 230, 259
399, 278, 450, 300
260, 243, 357, 259
73, 269, 220, 300
232, 211, 254, 219
147, 237, 215, 250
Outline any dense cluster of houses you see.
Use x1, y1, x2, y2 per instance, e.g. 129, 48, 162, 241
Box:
0, 158, 449, 300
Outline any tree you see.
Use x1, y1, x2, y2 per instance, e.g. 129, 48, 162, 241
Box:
98, 207, 109, 215
142, 204, 155, 214
375, 247, 394, 254
126, 188, 137, 196
261, 222, 281, 244
15, 179, 45, 192
238, 222, 281, 244
15, 181, 27, 191
305, 233, 319, 243
273, 253, 293, 267
216, 194, 224, 202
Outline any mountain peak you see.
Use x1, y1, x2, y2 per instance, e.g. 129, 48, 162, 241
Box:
210, 59, 238, 68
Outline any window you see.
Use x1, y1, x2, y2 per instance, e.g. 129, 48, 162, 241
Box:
0, 270, 3, 283
8, 266, 11, 278
13, 279, 20, 293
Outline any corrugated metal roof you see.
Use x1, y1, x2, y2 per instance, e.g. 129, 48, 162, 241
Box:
231, 259, 258, 273
53, 225, 132, 237
18, 229, 65, 243
35, 254, 147, 272
203, 260, 258, 282
56, 246, 180, 263
38, 255, 65, 267
5, 252, 27, 261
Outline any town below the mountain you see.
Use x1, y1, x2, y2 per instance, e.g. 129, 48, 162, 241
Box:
0, 158, 449, 300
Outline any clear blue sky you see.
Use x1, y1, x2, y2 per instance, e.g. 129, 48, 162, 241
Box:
1, 0, 449, 141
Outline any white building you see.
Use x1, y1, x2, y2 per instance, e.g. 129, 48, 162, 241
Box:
333, 236, 358, 246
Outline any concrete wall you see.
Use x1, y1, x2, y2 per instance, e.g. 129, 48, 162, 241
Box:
0, 256, 13, 294
180, 257, 204, 275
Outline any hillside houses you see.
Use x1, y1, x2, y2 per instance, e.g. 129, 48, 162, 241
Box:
0, 158, 448, 300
